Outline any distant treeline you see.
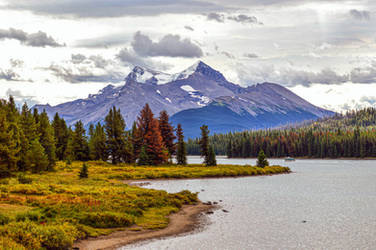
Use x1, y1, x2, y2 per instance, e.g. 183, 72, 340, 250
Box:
187, 107, 376, 158
0, 97, 186, 177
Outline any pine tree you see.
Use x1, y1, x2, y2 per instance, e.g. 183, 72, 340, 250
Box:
38, 111, 56, 171
89, 123, 108, 161
52, 113, 69, 161
256, 150, 269, 168
104, 107, 132, 164
79, 163, 89, 179
18, 103, 39, 171
227, 139, 233, 158
159, 110, 176, 160
64, 127, 74, 162
0, 110, 19, 177
138, 145, 150, 166
136, 104, 168, 165
199, 125, 210, 165
207, 145, 217, 166
27, 139, 49, 173
134, 104, 154, 158
144, 118, 169, 165
72, 121, 89, 161
176, 124, 187, 165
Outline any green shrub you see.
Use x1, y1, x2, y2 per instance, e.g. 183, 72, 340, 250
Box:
17, 174, 32, 184
0, 237, 26, 250
79, 163, 89, 179
16, 210, 44, 222
0, 220, 81, 249
0, 179, 9, 185
79, 211, 135, 228
0, 213, 11, 225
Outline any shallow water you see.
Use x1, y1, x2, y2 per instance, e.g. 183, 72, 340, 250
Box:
121, 156, 376, 250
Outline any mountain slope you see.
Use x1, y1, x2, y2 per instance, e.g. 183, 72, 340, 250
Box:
171, 84, 333, 138
33, 61, 334, 135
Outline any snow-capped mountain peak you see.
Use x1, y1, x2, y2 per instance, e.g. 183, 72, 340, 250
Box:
125, 61, 227, 85
125, 65, 173, 85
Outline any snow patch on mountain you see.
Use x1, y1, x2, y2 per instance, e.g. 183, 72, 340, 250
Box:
130, 66, 174, 85
180, 85, 197, 92
165, 97, 172, 103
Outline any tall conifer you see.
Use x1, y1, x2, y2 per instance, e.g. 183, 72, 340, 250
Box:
159, 110, 176, 160
176, 124, 187, 165
72, 121, 89, 161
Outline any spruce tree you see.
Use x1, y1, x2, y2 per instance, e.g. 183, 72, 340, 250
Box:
256, 150, 269, 168
64, 127, 74, 162
134, 104, 154, 158
28, 139, 49, 173
19, 103, 39, 171
105, 107, 132, 164
227, 139, 233, 158
199, 125, 210, 165
72, 121, 89, 161
89, 123, 108, 161
52, 113, 69, 161
79, 163, 89, 179
38, 111, 56, 171
159, 110, 176, 160
144, 118, 168, 165
207, 145, 217, 166
176, 124, 187, 165
136, 104, 168, 165
0, 110, 19, 177
138, 145, 150, 166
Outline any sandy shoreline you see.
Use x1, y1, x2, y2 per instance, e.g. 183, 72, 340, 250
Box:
73, 202, 214, 250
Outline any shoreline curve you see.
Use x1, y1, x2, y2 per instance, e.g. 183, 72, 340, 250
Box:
73, 202, 214, 250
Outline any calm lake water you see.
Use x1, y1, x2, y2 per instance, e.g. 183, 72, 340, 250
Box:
121, 156, 376, 250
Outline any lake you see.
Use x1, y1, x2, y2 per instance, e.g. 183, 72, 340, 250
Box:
121, 156, 376, 250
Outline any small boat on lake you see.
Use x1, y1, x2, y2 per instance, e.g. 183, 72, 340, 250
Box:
285, 157, 295, 161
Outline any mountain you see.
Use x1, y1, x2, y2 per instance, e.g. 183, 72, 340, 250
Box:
34, 61, 334, 137
171, 82, 333, 138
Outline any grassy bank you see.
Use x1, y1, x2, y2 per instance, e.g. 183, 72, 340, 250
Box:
0, 162, 290, 249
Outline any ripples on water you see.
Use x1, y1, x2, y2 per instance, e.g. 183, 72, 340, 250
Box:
121, 157, 376, 250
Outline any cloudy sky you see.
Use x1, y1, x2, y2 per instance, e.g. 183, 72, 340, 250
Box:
1, 0, 376, 112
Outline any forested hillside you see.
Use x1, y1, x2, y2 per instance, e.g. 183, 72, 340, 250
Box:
0, 97, 180, 177
187, 107, 376, 158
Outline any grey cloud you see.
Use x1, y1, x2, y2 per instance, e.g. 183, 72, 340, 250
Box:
117, 48, 151, 68
280, 68, 349, 86
184, 26, 194, 31
0, 69, 19, 81
350, 62, 376, 83
228, 14, 262, 25
6, 0, 224, 18
221, 51, 235, 59
5, 89, 38, 107
10, 59, 24, 68
360, 96, 376, 105
349, 9, 371, 21
45, 64, 123, 83
237, 64, 349, 87
70, 54, 111, 69
206, 13, 262, 25
207, 12, 225, 22
71, 54, 87, 64
244, 53, 259, 58
88, 55, 110, 68
116, 47, 172, 71
0, 28, 64, 47
131, 31, 203, 58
